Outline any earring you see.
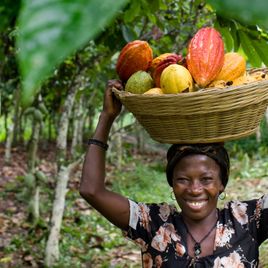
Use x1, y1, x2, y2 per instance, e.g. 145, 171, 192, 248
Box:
170, 190, 176, 201
218, 192, 226, 200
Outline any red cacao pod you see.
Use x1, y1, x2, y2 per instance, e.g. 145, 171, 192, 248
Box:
153, 54, 183, 87
186, 27, 224, 88
116, 40, 153, 82
149, 53, 176, 75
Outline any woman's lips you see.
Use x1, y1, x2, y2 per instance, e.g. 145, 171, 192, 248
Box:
185, 200, 208, 210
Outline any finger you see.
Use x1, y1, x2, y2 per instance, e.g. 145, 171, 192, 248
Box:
107, 79, 123, 90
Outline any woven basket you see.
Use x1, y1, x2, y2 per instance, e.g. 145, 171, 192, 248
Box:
113, 68, 268, 144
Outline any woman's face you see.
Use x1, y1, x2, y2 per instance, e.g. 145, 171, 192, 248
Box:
172, 154, 224, 222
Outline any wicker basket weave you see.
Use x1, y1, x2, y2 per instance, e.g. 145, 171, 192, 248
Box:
113, 68, 268, 144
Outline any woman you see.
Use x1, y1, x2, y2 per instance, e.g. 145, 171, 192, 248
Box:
79, 80, 268, 267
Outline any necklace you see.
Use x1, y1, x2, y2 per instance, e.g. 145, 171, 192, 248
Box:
183, 213, 218, 258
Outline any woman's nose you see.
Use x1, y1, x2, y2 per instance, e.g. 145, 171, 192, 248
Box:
188, 181, 202, 194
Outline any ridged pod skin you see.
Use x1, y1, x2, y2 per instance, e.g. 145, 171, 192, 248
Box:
149, 53, 177, 75
160, 64, 193, 94
215, 52, 246, 81
153, 54, 183, 87
116, 40, 153, 82
186, 27, 225, 88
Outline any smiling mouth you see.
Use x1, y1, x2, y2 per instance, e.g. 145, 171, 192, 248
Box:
185, 200, 208, 210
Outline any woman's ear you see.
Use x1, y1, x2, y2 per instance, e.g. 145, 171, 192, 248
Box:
219, 184, 225, 193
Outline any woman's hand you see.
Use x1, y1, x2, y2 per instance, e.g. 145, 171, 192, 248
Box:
102, 79, 123, 120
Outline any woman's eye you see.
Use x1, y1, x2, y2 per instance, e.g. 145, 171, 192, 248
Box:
175, 178, 189, 183
201, 177, 213, 183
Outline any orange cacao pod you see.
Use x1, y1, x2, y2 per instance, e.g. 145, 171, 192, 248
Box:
153, 54, 183, 87
186, 27, 225, 88
116, 40, 153, 82
215, 52, 246, 82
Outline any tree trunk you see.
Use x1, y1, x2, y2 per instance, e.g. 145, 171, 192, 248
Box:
32, 186, 40, 222
71, 95, 83, 157
28, 121, 41, 171
27, 119, 41, 223
4, 119, 14, 163
56, 85, 78, 165
45, 78, 80, 266
4, 87, 20, 163
77, 113, 86, 146
4, 112, 8, 141
114, 131, 123, 169
44, 160, 81, 267
136, 122, 145, 153
256, 125, 261, 143
12, 87, 21, 144
256, 108, 268, 143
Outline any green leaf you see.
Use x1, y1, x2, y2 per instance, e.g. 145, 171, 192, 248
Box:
208, 0, 268, 30
148, 0, 161, 13
17, 0, 128, 108
230, 22, 239, 51
147, 13, 157, 25
238, 30, 262, 67
121, 25, 138, 42
123, 0, 140, 23
219, 27, 234, 52
159, 2, 167, 11
251, 38, 268, 66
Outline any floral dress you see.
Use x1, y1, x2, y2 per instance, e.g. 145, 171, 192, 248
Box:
123, 195, 268, 267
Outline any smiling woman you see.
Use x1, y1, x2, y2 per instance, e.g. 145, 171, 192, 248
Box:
79, 80, 268, 268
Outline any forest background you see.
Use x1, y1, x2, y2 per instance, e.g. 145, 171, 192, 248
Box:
1, 0, 268, 267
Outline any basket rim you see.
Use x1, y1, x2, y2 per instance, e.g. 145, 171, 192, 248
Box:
113, 67, 268, 100
113, 78, 268, 99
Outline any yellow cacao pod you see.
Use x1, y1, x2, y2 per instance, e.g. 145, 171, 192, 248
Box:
215, 52, 246, 82
160, 64, 193, 94
143, 87, 163, 95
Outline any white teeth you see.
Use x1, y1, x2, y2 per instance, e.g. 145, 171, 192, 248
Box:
187, 201, 207, 208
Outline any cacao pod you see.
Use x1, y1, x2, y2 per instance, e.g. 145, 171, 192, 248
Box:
149, 53, 182, 76
215, 52, 246, 82
153, 54, 182, 87
160, 64, 193, 94
116, 40, 153, 82
143, 87, 163, 95
125, 71, 154, 94
186, 27, 224, 88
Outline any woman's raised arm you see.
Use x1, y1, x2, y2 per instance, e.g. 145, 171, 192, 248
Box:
79, 80, 130, 230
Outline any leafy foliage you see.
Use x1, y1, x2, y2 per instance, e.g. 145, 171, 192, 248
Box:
16, 0, 128, 107
208, 0, 268, 31
214, 16, 268, 67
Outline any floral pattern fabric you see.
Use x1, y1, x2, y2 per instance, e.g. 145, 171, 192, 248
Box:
124, 195, 268, 267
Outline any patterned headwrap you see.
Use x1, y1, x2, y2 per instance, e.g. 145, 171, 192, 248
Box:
166, 143, 230, 188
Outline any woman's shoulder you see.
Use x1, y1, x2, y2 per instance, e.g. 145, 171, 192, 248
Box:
219, 194, 268, 225
130, 199, 179, 214
223, 194, 268, 210
128, 199, 180, 224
